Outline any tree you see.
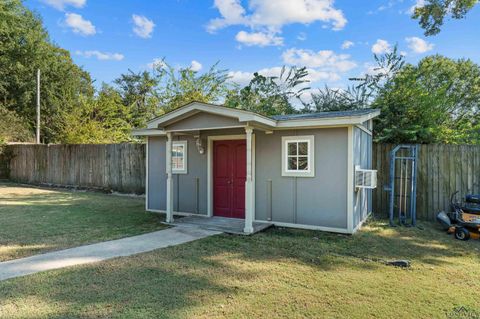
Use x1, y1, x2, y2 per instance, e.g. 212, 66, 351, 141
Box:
0, 105, 33, 143
153, 61, 230, 113
304, 86, 370, 112
0, 0, 94, 143
225, 66, 309, 116
114, 70, 159, 129
63, 84, 132, 144
306, 47, 404, 113
412, 0, 478, 36
373, 55, 480, 143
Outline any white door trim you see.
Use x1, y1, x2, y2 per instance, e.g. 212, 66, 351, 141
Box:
207, 134, 255, 218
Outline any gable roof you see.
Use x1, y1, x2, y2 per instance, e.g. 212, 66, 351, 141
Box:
133, 101, 380, 135
271, 109, 379, 121
146, 101, 277, 129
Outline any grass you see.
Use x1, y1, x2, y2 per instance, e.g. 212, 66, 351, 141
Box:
0, 215, 479, 318
0, 182, 165, 261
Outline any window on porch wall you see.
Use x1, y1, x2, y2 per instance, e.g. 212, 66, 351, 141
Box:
172, 141, 187, 174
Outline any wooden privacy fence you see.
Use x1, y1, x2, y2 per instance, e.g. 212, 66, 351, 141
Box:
373, 144, 480, 221
5, 144, 146, 194
2, 143, 480, 221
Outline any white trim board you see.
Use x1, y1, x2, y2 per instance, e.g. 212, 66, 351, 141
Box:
132, 129, 166, 136
346, 126, 354, 233
147, 209, 208, 218
274, 111, 380, 128
355, 124, 372, 136
145, 136, 149, 211
254, 220, 352, 234
353, 212, 372, 233
147, 102, 276, 129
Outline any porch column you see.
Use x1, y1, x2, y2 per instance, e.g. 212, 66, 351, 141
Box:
166, 132, 174, 223
244, 127, 254, 234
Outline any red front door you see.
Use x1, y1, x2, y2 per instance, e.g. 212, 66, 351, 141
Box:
213, 140, 246, 218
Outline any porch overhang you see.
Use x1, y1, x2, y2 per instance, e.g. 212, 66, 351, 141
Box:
132, 128, 166, 136
146, 101, 277, 130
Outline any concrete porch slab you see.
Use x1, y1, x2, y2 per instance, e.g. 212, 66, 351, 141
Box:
169, 216, 272, 235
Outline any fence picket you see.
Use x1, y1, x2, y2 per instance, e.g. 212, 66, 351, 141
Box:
2, 142, 480, 220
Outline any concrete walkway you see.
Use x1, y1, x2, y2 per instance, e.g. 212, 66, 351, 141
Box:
0, 226, 221, 281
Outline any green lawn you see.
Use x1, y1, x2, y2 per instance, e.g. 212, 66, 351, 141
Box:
0, 183, 165, 261
0, 214, 479, 318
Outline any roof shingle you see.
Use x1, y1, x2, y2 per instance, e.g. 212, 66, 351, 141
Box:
270, 109, 379, 121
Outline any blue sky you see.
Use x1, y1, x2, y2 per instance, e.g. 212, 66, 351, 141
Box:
26, 0, 480, 92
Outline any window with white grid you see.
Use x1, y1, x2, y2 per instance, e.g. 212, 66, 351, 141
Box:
172, 141, 187, 174
281, 136, 314, 177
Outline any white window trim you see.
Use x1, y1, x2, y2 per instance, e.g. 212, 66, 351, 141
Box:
281, 135, 315, 177
172, 140, 187, 174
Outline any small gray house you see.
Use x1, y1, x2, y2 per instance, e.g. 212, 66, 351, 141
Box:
133, 101, 379, 234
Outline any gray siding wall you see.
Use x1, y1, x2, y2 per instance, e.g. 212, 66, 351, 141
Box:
255, 128, 348, 229
147, 136, 167, 211
147, 128, 244, 214
353, 127, 373, 227
148, 125, 351, 230
148, 135, 208, 214
173, 135, 208, 214
165, 113, 241, 131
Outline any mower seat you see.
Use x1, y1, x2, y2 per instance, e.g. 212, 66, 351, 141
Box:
462, 204, 480, 214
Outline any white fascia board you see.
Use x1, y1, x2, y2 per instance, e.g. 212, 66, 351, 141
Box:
132, 129, 166, 136
237, 114, 277, 127
275, 110, 380, 129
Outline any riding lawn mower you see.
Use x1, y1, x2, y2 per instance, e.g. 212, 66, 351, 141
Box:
437, 191, 480, 241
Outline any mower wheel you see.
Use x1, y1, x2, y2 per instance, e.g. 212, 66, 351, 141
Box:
454, 227, 470, 241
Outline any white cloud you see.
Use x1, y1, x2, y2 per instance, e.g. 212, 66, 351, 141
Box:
297, 32, 307, 41
228, 48, 357, 87
190, 60, 203, 71
76, 50, 124, 61
229, 65, 342, 87
147, 58, 166, 69
367, 0, 401, 15
207, 0, 347, 47
235, 31, 283, 47
341, 40, 354, 49
41, 0, 86, 10
371, 39, 391, 54
405, 36, 434, 53
64, 13, 96, 36
228, 71, 256, 86
207, 0, 248, 32
282, 48, 357, 72
132, 14, 155, 38
362, 62, 386, 77
305, 68, 341, 82
408, 0, 427, 14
